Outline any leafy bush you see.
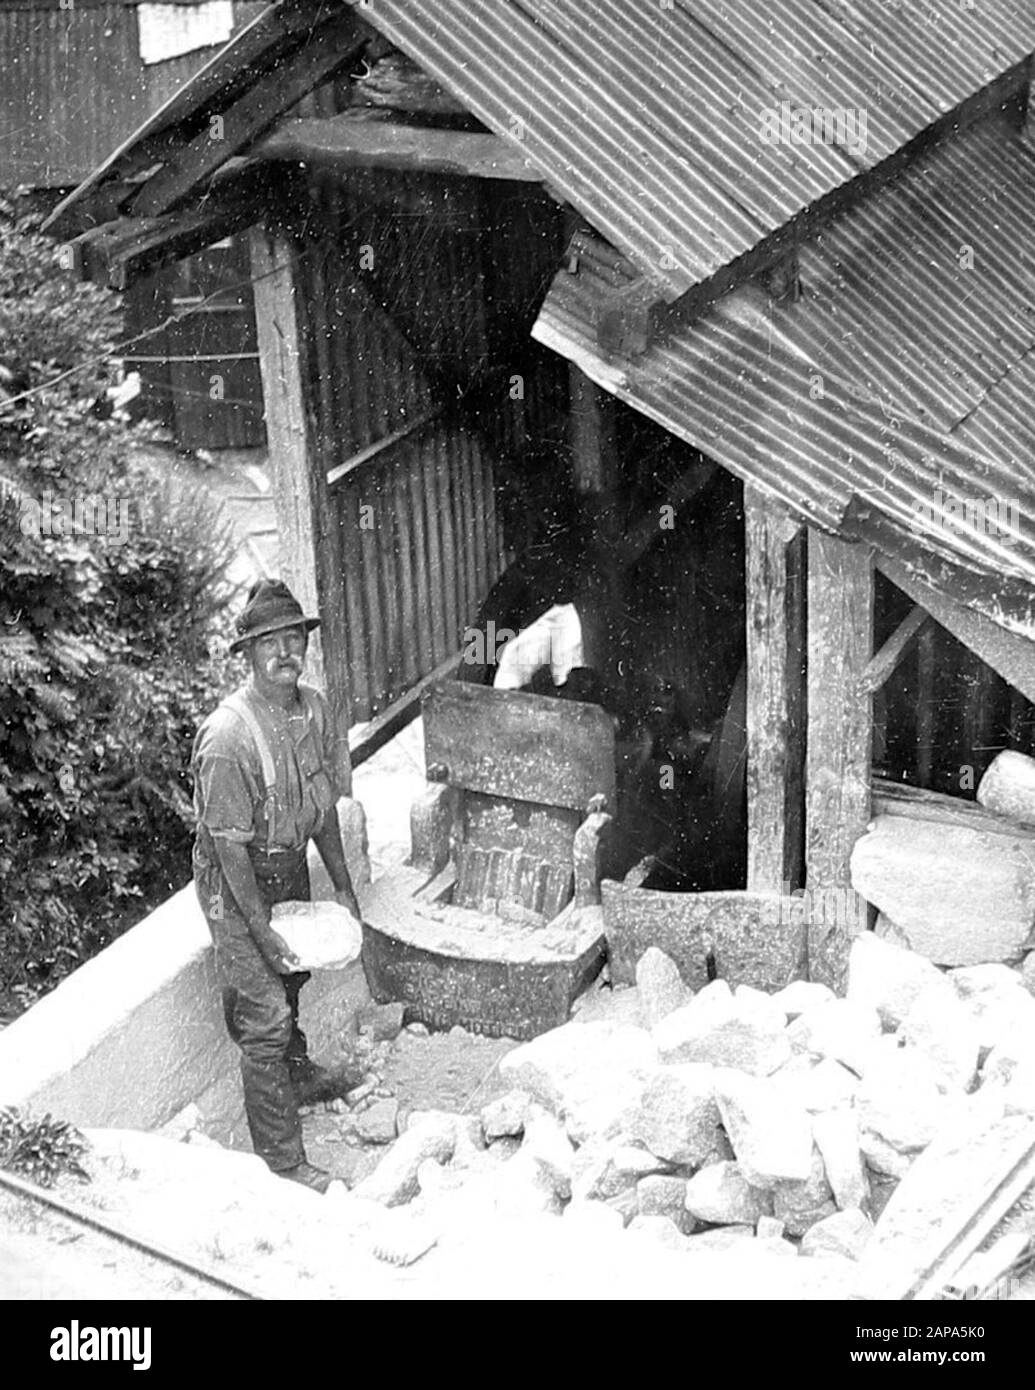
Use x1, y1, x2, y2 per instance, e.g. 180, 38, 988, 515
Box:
0, 1106, 89, 1187
0, 200, 237, 1012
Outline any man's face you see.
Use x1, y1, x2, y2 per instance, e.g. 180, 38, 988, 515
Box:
249, 625, 307, 689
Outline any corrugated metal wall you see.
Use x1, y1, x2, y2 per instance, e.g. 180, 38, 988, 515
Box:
0, 1, 265, 189
300, 170, 568, 722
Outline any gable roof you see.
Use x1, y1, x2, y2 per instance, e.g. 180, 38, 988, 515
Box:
533, 107, 1035, 640
362, 0, 1035, 299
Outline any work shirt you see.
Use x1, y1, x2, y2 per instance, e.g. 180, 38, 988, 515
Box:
191, 680, 343, 852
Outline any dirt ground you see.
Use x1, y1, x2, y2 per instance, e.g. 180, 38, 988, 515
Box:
302, 1024, 518, 1185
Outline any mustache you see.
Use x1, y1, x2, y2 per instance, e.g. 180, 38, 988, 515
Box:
265, 656, 303, 673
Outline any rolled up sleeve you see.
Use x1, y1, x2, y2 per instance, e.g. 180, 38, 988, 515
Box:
192, 716, 258, 844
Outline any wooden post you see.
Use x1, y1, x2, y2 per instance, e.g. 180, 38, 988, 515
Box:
569, 366, 619, 501
805, 530, 874, 990
916, 623, 936, 787
745, 486, 806, 895
249, 222, 354, 794
569, 366, 623, 678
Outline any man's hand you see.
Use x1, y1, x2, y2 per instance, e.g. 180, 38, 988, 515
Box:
256, 923, 303, 975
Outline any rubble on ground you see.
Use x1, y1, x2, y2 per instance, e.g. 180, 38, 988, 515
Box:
329, 934, 1035, 1288
81, 924, 1035, 1296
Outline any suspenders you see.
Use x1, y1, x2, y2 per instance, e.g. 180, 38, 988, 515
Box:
222, 687, 321, 851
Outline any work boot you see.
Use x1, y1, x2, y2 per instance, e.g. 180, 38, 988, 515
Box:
291, 1059, 366, 1106
278, 1161, 334, 1194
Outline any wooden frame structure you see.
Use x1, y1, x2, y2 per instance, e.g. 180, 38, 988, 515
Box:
42, 2, 1035, 997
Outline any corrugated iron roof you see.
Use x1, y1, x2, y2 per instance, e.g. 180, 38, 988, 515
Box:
356, 0, 1035, 300
531, 110, 1035, 638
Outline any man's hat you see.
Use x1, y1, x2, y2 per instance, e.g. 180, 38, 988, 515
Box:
229, 578, 320, 654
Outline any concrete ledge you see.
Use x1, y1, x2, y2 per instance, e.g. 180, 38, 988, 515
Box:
0, 799, 375, 1132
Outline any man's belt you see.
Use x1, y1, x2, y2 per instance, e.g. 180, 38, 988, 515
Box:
248, 843, 307, 868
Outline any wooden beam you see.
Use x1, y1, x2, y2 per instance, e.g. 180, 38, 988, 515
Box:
876, 554, 1035, 704
805, 531, 874, 990
349, 653, 464, 770
71, 178, 266, 288
256, 116, 544, 183
614, 461, 716, 569
569, 368, 619, 499
132, 10, 367, 218
249, 223, 353, 794
42, 0, 355, 234
326, 405, 444, 488
872, 778, 1035, 838
745, 488, 806, 894
859, 604, 931, 695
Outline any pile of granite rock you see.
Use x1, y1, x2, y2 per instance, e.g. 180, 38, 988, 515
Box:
338, 931, 1035, 1280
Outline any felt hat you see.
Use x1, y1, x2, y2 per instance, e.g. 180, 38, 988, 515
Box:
229, 578, 320, 654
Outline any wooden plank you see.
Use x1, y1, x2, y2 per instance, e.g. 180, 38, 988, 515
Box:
74, 193, 262, 290
132, 10, 367, 218
326, 405, 443, 487
876, 553, 1035, 704
871, 778, 1035, 839
248, 223, 353, 794
256, 116, 544, 182
805, 531, 874, 989
614, 461, 716, 569
422, 681, 616, 813
857, 1113, 1035, 1302
43, 0, 348, 234
860, 604, 931, 696
569, 367, 618, 498
916, 621, 936, 786
744, 487, 806, 894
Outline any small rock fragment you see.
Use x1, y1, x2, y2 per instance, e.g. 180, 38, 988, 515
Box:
571, 1140, 665, 1202
684, 1161, 772, 1225
847, 931, 947, 1031
653, 982, 790, 1076
351, 1112, 457, 1206
756, 1215, 785, 1240
800, 1207, 874, 1261
949, 964, 1035, 1058
771, 980, 836, 1022
811, 1105, 868, 1211
627, 1214, 691, 1250
771, 1146, 836, 1237
770, 1055, 860, 1114
522, 1105, 575, 1199
713, 1068, 813, 1186
621, 1064, 724, 1167
787, 999, 882, 1077
637, 1174, 695, 1234
857, 1036, 966, 1158
498, 1020, 657, 1145
481, 1089, 532, 1141
977, 749, 1035, 822
604, 1188, 639, 1227
897, 986, 982, 1090
636, 947, 692, 1027
359, 1001, 407, 1043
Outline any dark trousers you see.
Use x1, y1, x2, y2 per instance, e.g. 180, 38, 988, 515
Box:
194, 839, 315, 1172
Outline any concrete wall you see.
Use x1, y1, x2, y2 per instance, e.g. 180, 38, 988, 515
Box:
0, 799, 372, 1135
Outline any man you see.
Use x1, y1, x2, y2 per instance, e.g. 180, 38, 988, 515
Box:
192, 579, 362, 1193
